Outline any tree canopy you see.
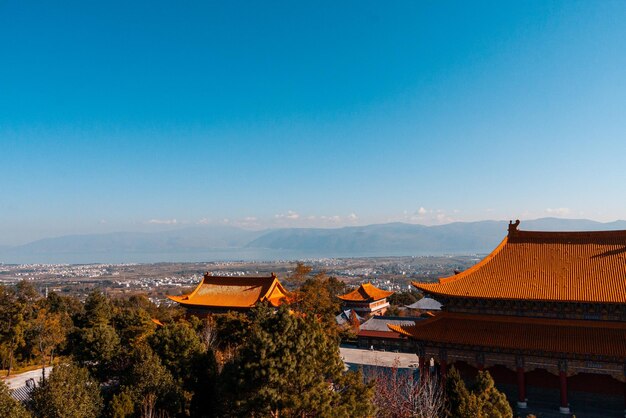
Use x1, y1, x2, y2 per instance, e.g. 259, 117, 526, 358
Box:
445, 367, 512, 418
0, 380, 30, 418
221, 304, 374, 418
29, 362, 103, 418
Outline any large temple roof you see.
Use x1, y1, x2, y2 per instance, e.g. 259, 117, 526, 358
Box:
413, 222, 626, 304
388, 312, 626, 360
337, 283, 394, 302
167, 273, 290, 309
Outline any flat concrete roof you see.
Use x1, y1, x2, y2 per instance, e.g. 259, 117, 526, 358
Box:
340, 346, 420, 368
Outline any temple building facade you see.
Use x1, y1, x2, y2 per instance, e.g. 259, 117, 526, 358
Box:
167, 272, 290, 315
337, 282, 394, 316
390, 221, 626, 416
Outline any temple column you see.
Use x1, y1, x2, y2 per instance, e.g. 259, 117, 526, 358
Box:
623, 364, 626, 418
516, 356, 527, 409
559, 360, 570, 414
476, 352, 485, 371
418, 346, 428, 383
439, 349, 448, 382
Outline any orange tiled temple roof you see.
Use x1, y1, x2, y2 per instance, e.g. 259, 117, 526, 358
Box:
388, 312, 626, 360
167, 273, 290, 308
413, 222, 626, 303
338, 283, 394, 302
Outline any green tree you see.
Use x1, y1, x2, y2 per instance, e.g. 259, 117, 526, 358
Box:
149, 320, 205, 382
77, 323, 121, 363
0, 285, 26, 376
73, 323, 121, 379
15, 281, 40, 306
30, 362, 103, 418
287, 262, 313, 285
0, 380, 30, 418
213, 311, 250, 349
44, 292, 83, 319
108, 387, 134, 418
445, 367, 511, 418
387, 291, 421, 307
188, 350, 219, 418
445, 367, 478, 418
473, 371, 512, 418
298, 272, 344, 326
82, 291, 113, 327
383, 305, 401, 316
26, 309, 66, 377
221, 304, 374, 417
113, 307, 155, 347
331, 369, 376, 418
121, 345, 182, 417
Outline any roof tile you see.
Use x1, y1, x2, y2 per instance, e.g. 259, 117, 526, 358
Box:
414, 228, 626, 303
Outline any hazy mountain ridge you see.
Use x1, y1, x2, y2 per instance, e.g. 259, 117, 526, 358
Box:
245, 218, 626, 254
2, 218, 626, 263
4, 226, 264, 255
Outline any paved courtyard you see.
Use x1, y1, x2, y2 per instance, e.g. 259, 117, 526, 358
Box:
340, 346, 420, 368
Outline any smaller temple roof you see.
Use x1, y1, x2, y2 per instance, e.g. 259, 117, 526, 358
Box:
388, 312, 626, 360
405, 297, 442, 311
338, 283, 394, 302
167, 273, 290, 309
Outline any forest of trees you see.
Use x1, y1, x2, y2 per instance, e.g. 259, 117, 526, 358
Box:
0, 264, 515, 418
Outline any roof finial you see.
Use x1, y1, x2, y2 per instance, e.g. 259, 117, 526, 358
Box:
508, 219, 520, 235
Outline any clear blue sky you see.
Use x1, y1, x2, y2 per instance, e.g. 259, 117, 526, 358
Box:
2, 1, 626, 245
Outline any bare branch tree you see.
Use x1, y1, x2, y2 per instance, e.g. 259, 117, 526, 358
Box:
200, 318, 217, 349
366, 360, 444, 418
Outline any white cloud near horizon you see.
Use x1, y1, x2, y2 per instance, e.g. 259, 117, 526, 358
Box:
274, 210, 300, 220
394, 207, 458, 225
545, 207, 571, 217
146, 218, 178, 225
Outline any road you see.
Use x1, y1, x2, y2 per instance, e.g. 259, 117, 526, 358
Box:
340, 346, 420, 368
2, 367, 52, 390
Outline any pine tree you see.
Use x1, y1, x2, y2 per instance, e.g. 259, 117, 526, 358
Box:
298, 271, 343, 324
221, 304, 374, 417
445, 368, 512, 418
121, 345, 182, 417
149, 320, 206, 383
444, 366, 478, 418
108, 388, 134, 418
473, 371, 512, 418
0, 380, 30, 418
29, 362, 103, 418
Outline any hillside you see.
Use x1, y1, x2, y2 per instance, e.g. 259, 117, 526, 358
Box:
2, 218, 625, 263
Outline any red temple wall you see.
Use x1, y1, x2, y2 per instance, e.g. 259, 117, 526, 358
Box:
486, 365, 517, 385
569, 373, 624, 395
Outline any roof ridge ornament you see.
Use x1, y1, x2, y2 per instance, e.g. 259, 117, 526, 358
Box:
508, 219, 520, 235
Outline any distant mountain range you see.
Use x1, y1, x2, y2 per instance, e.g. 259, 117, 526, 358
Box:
2, 218, 626, 264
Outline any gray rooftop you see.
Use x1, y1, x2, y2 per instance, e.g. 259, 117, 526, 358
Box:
359, 315, 420, 332
336, 309, 364, 326
405, 297, 442, 311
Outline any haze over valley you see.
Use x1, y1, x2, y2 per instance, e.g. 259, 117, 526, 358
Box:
2, 217, 625, 264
